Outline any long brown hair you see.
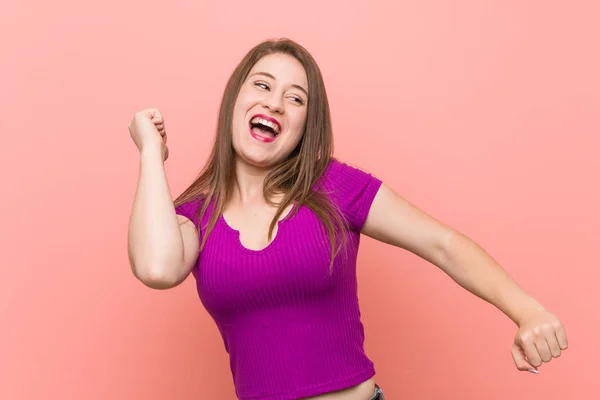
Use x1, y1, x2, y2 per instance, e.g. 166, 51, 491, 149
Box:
174, 38, 347, 269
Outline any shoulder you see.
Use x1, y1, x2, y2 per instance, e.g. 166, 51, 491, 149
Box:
321, 157, 380, 189
318, 157, 383, 232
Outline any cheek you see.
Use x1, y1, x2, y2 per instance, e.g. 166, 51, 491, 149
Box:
289, 110, 307, 136
232, 101, 250, 134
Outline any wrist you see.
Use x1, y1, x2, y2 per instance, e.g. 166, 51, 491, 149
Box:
511, 296, 546, 326
140, 143, 164, 161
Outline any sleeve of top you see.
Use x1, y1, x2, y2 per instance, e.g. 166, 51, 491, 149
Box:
323, 158, 383, 232
175, 197, 203, 228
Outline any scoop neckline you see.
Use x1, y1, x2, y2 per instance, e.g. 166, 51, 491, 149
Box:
219, 203, 298, 255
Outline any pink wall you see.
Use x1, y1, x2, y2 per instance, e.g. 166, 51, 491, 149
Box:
1, 1, 598, 399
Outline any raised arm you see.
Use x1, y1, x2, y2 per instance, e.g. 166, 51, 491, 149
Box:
127, 109, 199, 289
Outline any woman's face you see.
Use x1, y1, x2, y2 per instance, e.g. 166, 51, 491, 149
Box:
231, 53, 309, 169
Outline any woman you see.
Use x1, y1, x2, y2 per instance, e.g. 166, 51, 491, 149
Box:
127, 38, 568, 400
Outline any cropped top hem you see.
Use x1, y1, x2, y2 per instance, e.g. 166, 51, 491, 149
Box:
238, 367, 376, 400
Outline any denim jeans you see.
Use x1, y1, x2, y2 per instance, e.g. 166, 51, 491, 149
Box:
369, 384, 385, 400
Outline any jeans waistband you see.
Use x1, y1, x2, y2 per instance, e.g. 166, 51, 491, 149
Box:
370, 384, 384, 400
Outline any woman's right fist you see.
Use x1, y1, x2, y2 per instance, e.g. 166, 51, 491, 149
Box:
128, 108, 169, 161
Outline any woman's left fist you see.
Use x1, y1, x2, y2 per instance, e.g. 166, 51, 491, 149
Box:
511, 309, 568, 373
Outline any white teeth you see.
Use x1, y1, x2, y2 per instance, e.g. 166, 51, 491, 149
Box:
251, 117, 280, 134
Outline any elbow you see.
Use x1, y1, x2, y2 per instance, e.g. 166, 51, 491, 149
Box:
437, 229, 463, 269
437, 229, 480, 274
131, 262, 184, 290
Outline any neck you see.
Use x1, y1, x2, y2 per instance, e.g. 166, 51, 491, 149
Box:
231, 157, 273, 204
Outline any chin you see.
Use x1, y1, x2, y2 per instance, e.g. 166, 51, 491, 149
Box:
236, 149, 279, 169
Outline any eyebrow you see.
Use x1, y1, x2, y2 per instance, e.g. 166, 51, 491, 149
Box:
248, 72, 308, 97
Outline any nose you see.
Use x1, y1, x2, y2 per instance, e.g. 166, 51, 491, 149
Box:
261, 91, 284, 114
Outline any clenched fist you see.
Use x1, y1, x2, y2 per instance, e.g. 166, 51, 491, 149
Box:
511, 309, 568, 374
128, 108, 169, 161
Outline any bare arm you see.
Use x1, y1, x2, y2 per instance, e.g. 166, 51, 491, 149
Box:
362, 183, 567, 372
362, 183, 541, 323
127, 145, 199, 289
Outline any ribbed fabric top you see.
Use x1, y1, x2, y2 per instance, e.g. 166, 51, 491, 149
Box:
175, 158, 383, 400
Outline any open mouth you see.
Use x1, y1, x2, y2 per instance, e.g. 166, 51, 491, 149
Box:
249, 114, 281, 142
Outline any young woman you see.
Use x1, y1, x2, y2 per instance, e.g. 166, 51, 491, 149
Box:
127, 38, 568, 400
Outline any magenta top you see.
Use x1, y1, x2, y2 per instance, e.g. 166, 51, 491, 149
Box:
175, 158, 383, 400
